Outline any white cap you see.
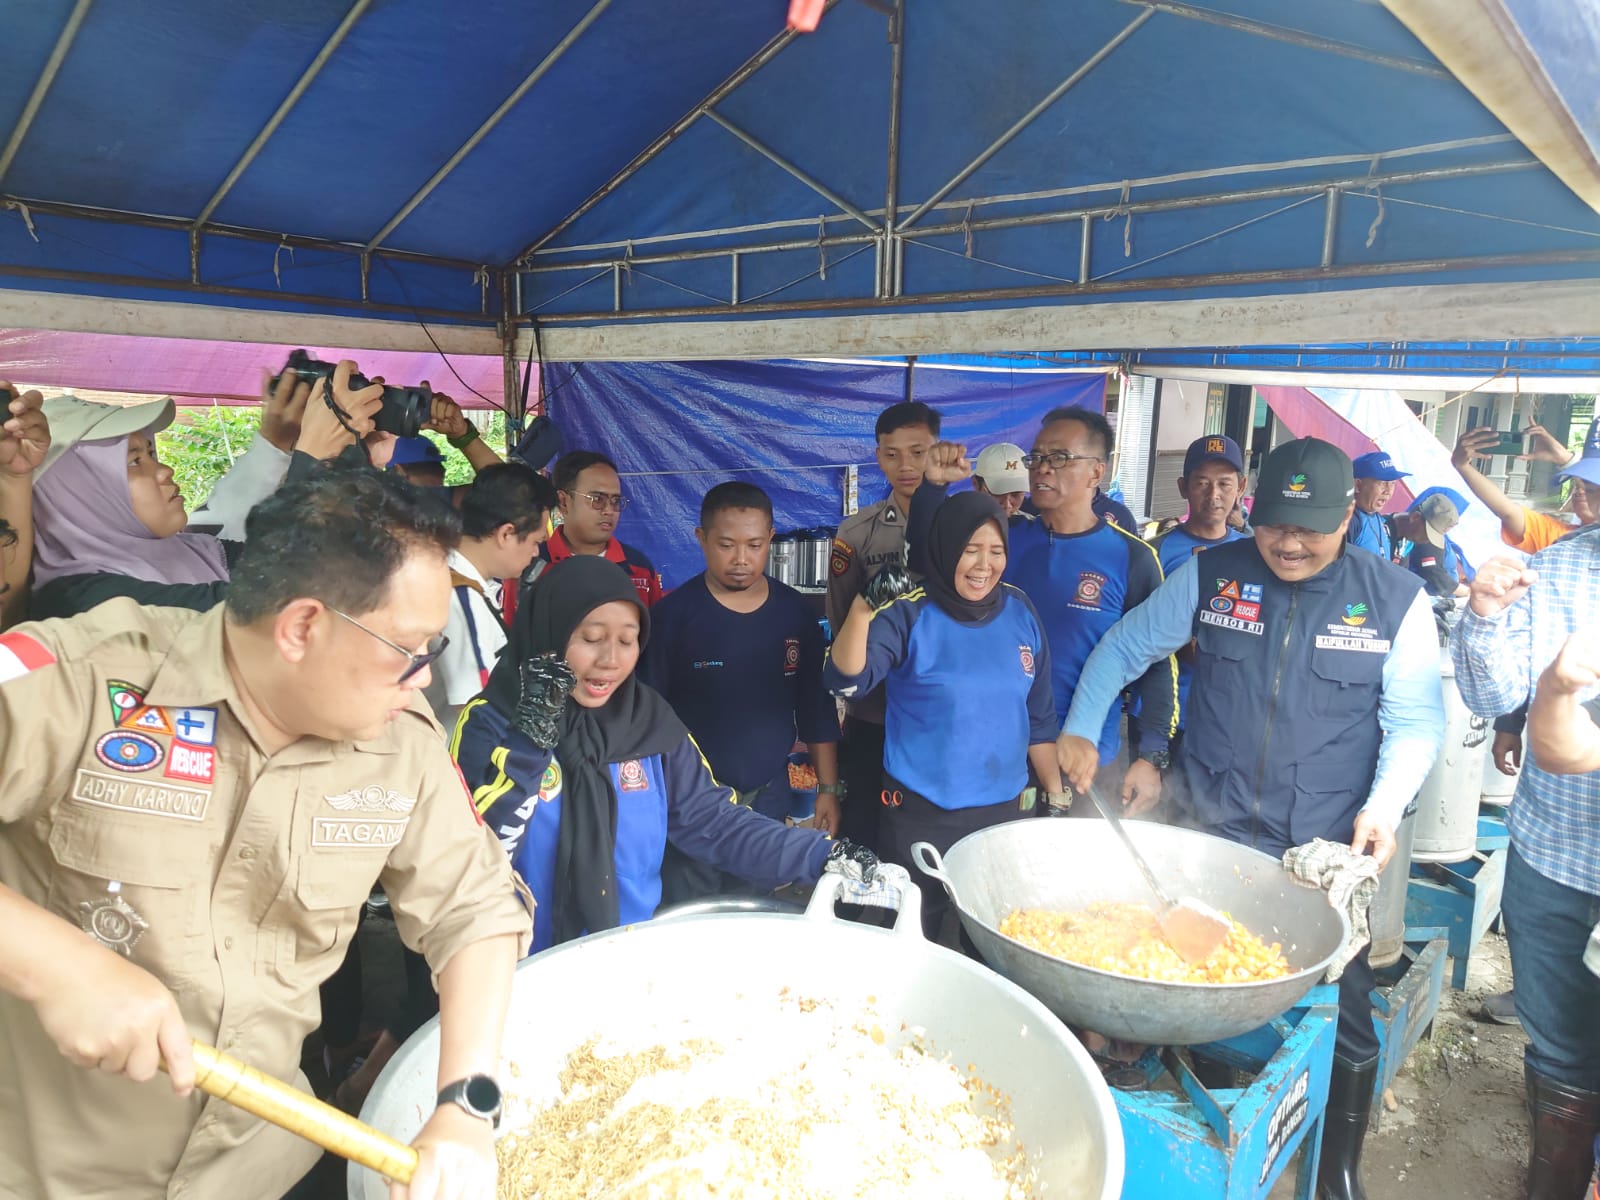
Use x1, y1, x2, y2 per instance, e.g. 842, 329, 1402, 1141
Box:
975, 442, 1029, 494
37, 394, 175, 477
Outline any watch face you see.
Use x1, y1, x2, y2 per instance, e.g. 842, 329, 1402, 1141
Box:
464, 1075, 502, 1113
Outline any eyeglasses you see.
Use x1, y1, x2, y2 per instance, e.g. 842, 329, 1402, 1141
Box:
330, 608, 449, 683
1022, 450, 1104, 470
1254, 524, 1335, 544
570, 490, 630, 512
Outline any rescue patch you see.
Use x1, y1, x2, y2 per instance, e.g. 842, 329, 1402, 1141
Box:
172, 707, 218, 747
830, 537, 854, 578
106, 680, 145, 726
1199, 609, 1264, 636
1314, 635, 1391, 654
164, 741, 216, 785
72, 768, 209, 821
1019, 645, 1036, 677
618, 759, 649, 792
312, 817, 408, 848
783, 637, 801, 676
1074, 571, 1107, 607
94, 731, 164, 773
120, 705, 175, 736
0, 632, 54, 683
1234, 600, 1261, 621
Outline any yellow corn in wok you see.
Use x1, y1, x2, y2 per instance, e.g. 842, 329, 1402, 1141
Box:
1000, 901, 1291, 984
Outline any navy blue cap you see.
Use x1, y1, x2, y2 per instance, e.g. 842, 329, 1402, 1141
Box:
1353, 451, 1409, 481
388, 435, 445, 467
1182, 434, 1245, 475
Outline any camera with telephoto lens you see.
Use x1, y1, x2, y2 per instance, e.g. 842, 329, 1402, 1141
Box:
270, 350, 431, 439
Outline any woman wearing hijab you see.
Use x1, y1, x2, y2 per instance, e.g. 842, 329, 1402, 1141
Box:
27, 373, 385, 620
824, 491, 1062, 941
452, 554, 881, 955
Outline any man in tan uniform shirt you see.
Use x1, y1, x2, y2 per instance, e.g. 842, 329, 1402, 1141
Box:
0, 466, 531, 1200
824, 401, 939, 852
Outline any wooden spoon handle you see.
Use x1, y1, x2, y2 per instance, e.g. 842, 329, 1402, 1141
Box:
188, 1040, 418, 1185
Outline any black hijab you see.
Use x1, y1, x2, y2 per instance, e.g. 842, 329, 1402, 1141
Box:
923, 491, 1009, 623
481, 555, 685, 944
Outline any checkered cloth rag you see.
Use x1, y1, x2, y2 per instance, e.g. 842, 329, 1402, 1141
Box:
836, 862, 913, 914
1282, 839, 1381, 982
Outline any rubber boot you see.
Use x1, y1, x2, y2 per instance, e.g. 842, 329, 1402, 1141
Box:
1316, 1054, 1378, 1200
1524, 1063, 1600, 1200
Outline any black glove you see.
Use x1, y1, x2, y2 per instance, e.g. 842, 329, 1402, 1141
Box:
821, 838, 881, 884
861, 561, 914, 610
513, 653, 576, 749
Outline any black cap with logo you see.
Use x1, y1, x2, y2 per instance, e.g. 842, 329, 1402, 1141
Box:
1249, 437, 1356, 534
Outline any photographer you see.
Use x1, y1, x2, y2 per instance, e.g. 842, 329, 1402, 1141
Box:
28, 361, 385, 620
0, 383, 50, 629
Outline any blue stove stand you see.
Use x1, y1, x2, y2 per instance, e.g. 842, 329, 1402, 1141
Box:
1115, 986, 1340, 1200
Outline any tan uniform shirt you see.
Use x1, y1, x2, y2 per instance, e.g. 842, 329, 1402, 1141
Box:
825, 499, 909, 725
0, 600, 532, 1200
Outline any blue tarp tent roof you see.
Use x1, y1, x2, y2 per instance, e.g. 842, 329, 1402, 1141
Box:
3, 0, 1599, 368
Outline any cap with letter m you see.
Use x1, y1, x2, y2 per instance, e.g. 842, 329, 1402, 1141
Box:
1250, 438, 1356, 534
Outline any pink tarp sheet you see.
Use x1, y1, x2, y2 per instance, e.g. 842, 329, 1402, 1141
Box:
0, 328, 514, 408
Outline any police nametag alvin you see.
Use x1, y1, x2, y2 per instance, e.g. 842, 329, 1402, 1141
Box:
79, 883, 149, 957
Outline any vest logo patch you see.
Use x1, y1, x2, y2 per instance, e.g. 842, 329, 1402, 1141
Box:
1210, 596, 1234, 615
1074, 571, 1107, 606
1217, 579, 1242, 600
619, 759, 649, 792
106, 680, 145, 726
1341, 602, 1369, 627
1019, 645, 1036, 677
1284, 472, 1309, 496
783, 638, 801, 676
1315, 635, 1391, 654
120, 704, 175, 736
325, 786, 417, 814
1234, 600, 1261, 621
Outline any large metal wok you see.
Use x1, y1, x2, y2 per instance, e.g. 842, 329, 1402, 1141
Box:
914, 820, 1349, 1047
354, 875, 1123, 1199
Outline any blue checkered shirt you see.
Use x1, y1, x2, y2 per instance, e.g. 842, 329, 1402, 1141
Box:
1451, 526, 1600, 896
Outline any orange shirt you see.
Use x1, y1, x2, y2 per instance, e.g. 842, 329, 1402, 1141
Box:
1504, 508, 1581, 553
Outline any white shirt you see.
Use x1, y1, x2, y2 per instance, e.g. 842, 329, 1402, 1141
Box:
425, 550, 508, 729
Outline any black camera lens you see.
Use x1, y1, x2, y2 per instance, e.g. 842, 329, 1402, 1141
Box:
375, 385, 430, 438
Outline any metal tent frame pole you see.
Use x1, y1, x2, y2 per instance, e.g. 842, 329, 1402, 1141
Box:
0, 0, 94, 188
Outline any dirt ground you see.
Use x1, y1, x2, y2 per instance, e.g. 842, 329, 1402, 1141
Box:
1357, 928, 1529, 1200
313, 916, 1534, 1200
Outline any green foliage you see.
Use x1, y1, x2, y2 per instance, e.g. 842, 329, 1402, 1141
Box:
156, 406, 509, 508
157, 407, 263, 511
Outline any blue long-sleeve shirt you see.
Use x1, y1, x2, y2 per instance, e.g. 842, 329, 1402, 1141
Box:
822, 586, 1057, 809
451, 698, 831, 952
1063, 555, 1446, 831
1451, 527, 1600, 895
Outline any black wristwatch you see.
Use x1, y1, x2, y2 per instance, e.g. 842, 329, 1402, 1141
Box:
1136, 749, 1172, 772
438, 1075, 503, 1128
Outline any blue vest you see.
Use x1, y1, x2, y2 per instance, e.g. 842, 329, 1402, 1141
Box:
1179, 540, 1423, 855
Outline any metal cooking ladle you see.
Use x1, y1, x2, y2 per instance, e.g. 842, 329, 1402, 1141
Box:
1083, 783, 1231, 965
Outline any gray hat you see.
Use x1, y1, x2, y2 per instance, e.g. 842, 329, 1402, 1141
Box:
37, 393, 175, 477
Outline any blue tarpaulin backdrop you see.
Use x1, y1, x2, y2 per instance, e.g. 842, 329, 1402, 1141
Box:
547, 358, 1105, 588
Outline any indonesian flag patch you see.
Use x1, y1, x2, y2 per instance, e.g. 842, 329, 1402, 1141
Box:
0, 632, 55, 684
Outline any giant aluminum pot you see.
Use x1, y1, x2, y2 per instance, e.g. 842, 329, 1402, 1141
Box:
914, 820, 1349, 1047
354, 875, 1123, 1200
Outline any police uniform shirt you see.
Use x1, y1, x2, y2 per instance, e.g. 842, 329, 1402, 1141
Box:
825, 498, 910, 724
0, 600, 532, 1200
